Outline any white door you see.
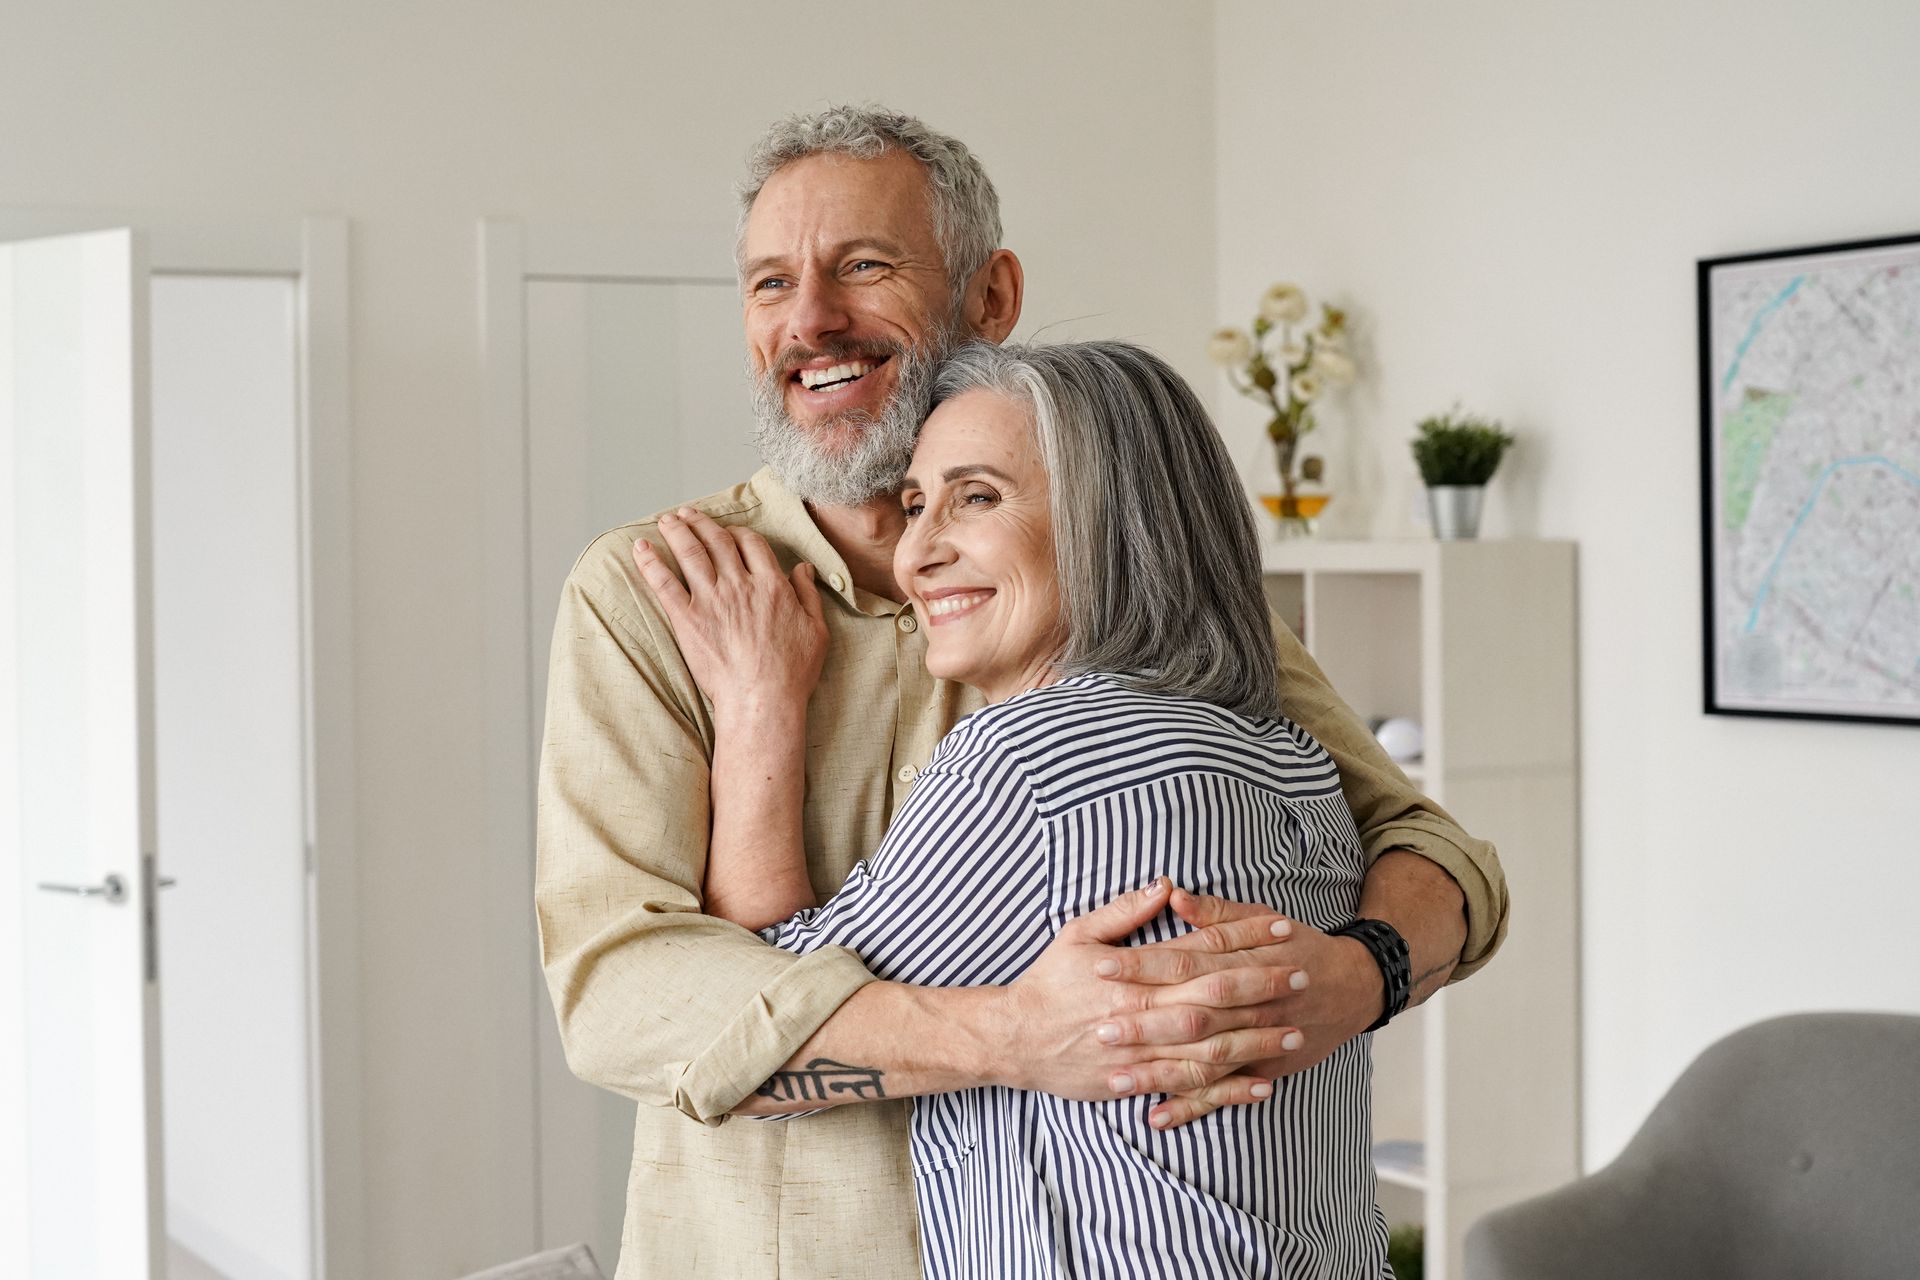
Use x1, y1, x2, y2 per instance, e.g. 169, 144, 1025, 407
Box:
0, 228, 165, 1278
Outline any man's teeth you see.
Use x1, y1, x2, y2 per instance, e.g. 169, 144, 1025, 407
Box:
798, 360, 875, 390
927, 592, 991, 617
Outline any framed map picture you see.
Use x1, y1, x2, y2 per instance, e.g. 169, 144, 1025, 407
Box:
1699, 232, 1920, 725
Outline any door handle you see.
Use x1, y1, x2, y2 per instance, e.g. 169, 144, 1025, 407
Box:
36, 873, 128, 904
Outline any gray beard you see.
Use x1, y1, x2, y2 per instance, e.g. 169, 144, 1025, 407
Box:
749, 332, 954, 507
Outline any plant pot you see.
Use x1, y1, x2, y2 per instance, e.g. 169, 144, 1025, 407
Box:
1425, 485, 1484, 540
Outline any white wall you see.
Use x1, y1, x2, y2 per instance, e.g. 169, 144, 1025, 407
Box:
0, 4, 1219, 1275
1214, 0, 1920, 1167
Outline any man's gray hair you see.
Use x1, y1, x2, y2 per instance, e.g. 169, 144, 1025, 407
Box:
738, 104, 1003, 291
933, 341, 1281, 721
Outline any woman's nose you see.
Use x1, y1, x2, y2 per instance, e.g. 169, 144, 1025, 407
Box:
897, 507, 956, 581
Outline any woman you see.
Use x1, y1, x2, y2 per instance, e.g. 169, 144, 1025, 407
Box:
639, 341, 1388, 1279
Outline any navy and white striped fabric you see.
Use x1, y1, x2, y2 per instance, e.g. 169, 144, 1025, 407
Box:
763, 674, 1390, 1279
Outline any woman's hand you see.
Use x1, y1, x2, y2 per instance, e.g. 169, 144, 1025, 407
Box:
991, 878, 1306, 1130
632, 507, 827, 718
1097, 886, 1387, 1128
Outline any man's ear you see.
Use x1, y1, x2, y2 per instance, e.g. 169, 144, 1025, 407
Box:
963, 249, 1024, 343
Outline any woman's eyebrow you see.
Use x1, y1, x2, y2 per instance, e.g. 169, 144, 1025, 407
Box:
942, 464, 1015, 483
900, 463, 1016, 491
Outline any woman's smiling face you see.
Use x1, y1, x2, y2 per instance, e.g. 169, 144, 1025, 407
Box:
894, 389, 1064, 703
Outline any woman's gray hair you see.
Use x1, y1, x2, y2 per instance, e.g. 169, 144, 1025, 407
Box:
933, 341, 1280, 720
738, 104, 1003, 293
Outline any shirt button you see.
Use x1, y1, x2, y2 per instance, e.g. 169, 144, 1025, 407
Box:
896, 764, 917, 784
897, 613, 918, 633
828, 572, 847, 593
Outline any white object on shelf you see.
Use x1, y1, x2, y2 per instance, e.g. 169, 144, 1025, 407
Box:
1373, 716, 1425, 764
1262, 538, 1579, 1280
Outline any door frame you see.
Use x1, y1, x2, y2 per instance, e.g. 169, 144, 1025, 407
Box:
476, 217, 735, 1251
0, 209, 360, 1280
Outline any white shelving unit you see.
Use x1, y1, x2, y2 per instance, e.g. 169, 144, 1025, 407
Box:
1263, 537, 1580, 1280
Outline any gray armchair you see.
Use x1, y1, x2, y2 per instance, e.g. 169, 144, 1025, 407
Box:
1466, 1012, 1920, 1279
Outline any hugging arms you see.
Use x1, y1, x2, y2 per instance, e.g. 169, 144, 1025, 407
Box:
595, 499, 1503, 1128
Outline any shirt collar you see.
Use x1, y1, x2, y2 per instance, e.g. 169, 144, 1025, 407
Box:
745, 467, 906, 618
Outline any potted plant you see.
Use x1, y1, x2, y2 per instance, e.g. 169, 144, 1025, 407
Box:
1410, 408, 1515, 540
1387, 1223, 1424, 1280
1209, 283, 1357, 536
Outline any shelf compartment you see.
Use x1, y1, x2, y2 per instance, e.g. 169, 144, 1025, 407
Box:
1372, 1139, 1428, 1191
1305, 572, 1424, 728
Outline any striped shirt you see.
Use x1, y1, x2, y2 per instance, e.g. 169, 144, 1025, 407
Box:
761, 674, 1391, 1279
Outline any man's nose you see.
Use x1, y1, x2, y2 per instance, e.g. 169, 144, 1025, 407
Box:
788, 271, 853, 348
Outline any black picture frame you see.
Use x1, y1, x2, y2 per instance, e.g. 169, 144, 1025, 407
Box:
1698, 230, 1920, 727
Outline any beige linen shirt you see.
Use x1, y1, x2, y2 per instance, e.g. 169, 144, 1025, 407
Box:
536, 468, 1508, 1280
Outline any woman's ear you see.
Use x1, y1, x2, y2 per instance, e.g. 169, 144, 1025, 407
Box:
963, 249, 1024, 343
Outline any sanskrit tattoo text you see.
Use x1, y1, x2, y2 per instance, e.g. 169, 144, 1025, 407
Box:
755, 1058, 888, 1104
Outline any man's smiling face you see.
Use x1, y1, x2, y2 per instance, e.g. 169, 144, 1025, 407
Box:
739, 148, 965, 505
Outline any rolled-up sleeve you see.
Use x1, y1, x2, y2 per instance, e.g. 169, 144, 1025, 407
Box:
534, 531, 877, 1125
1271, 615, 1510, 978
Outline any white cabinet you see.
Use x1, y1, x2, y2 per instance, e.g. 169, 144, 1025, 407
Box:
1263, 538, 1580, 1280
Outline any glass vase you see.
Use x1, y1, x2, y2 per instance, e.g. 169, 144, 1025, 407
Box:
1259, 492, 1331, 538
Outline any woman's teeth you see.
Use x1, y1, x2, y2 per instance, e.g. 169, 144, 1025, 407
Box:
927, 592, 991, 617
798, 360, 875, 391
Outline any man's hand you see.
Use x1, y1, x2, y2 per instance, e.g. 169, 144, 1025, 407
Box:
633, 507, 826, 716
987, 879, 1308, 1129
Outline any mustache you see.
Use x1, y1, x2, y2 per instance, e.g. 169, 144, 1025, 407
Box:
769, 339, 908, 380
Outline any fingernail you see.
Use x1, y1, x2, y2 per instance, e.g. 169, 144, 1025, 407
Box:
1110, 1073, 1134, 1093
1251, 1082, 1273, 1099
1269, 919, 1292, 938
1095, 959, 1120, 978
659, 512, 677, 525
1150, 1111, 1171, 1129
1289, 971, 1309, 991
1096, 1023, 1120, 1044
1143, 878, 1167, 896
1282, 1031, 1304, 1051
677, 506, 696, 518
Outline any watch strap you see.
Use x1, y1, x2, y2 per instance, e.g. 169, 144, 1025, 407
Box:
1329, 917, 1411, 1032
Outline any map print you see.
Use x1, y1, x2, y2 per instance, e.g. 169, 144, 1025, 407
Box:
1704, 237, 1920, 722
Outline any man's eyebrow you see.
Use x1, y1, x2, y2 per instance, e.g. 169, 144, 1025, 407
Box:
741, 239, 915, 282
838, 237, 911, 261
740, 253, 785, 282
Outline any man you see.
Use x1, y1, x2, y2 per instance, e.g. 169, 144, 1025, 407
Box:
537, 104, 1508, 1279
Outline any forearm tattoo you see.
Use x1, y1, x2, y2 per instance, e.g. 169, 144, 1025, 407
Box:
755, 1057, 888, 1104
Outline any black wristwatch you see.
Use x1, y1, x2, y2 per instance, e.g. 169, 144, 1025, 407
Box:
1329, 918, 1411, 1033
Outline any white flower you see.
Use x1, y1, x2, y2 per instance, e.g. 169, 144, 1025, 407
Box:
1207, 327, 1254, 367
1310, 347, 1357, 386
1259, 283, 1310, 326
1289, 370, 1324, 403
1277, 339, 1308, 367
